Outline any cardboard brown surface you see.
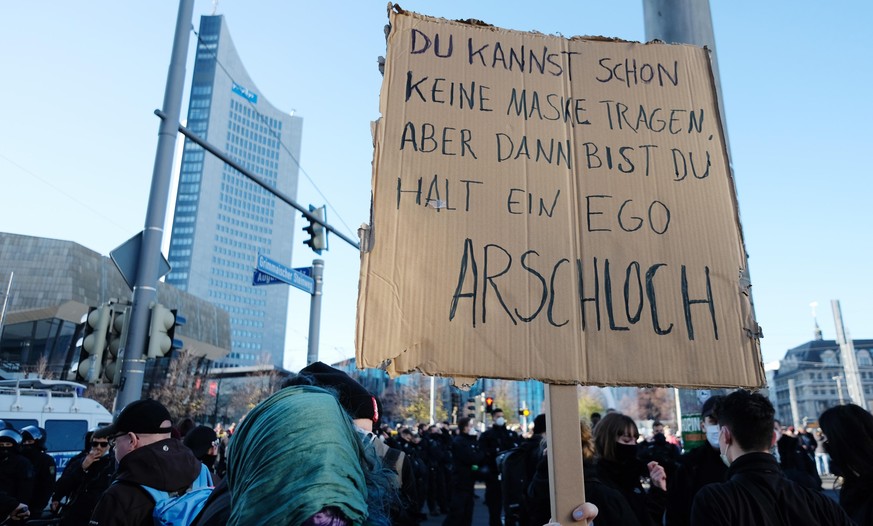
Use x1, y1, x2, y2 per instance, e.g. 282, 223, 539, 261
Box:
357, 7, 765, 389
546, 385, 586, 523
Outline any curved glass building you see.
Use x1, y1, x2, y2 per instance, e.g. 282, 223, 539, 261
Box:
166, 15, 302, 369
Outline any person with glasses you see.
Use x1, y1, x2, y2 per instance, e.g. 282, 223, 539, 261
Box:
89, 398, 201, 526
51, 428, 115, 525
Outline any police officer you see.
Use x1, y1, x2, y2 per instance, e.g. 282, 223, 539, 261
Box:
20, 426, 56, 516
0, 428, 35, 520
479, 408, 520, 526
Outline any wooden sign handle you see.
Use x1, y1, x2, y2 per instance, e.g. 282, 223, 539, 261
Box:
545, 384, 587, 525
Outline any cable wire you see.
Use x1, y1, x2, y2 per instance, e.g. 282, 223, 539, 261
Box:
191, 26, 359, 239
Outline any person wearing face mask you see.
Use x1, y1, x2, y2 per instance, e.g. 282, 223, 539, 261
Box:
0, 428, 35, 521
665, 395, 727, 526
19, 426, 56, 517
818, 403, 873, 525
690, 390, 854, 526
478, 408, 521, 526
773, 418, 822, 491
592, 412, 666, 525
184, 425, 223, 484
444, 417, 485, 526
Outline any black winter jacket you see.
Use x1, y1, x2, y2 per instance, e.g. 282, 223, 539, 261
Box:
89, 438, 201, 526
690, 452, 854, 526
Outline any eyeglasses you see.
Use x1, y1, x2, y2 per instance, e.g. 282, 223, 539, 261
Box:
91, 441, 110, 448
108, 433, 137, 448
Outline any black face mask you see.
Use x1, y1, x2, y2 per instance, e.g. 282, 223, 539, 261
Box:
823, 442, 844, 477
0, 448, 13, 461
202, 454, 218, 470
614, 442, 638, 463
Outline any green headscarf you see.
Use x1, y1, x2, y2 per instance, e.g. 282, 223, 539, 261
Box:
226, 385, 369, 525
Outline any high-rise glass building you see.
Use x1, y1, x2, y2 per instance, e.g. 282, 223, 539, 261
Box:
166, 15, 302, 369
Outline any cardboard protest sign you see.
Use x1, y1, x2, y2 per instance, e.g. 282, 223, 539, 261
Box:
357, 7, 765, 389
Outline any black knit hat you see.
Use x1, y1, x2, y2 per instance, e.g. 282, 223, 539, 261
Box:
184, 425, 218, 460
296, 362, 379, 423
533, 414, 546, 434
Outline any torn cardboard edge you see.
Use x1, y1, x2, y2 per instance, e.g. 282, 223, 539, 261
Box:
360, 6, 765, 389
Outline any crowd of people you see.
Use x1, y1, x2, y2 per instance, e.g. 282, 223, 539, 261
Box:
1, 367, 872, 525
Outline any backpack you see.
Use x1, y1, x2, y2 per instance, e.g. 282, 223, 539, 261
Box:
138, 464, 214, 526
497, 447, 530, 521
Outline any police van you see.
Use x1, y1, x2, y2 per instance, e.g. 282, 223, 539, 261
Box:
0, 379, 113, 474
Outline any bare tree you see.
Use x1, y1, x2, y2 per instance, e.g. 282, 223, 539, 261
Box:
222, 355, 281, 422
147, 349, 208, 422
578, 386, 607, 421
84, 383, 117, 413
30, 355, 56, 380
397, 378, 448, 424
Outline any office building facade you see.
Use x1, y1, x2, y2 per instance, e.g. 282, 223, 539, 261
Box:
0, 232, 230, 380
166, 15, 303, 368
772, 335, 873, 424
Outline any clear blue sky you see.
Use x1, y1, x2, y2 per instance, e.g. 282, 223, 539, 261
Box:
1, 1, 870, 374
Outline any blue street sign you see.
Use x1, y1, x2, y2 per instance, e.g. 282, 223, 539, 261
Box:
255, 254, 315, 294
293, 266, 312, 277
252, 269, 283, 286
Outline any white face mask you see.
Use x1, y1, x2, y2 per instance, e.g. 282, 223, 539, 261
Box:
705, 424, 720, 449
720, 450, 731, 467
495, 417, 506, 427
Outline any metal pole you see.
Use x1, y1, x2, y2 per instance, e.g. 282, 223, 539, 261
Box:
788, 379, 801, 430
643, 0, 728, 154
831, 300, 867, 409
429, 376, 436, 425
833, 375, 844, 405
116, 0, 194, 411
306, 259, 324, 365
0, 272, 13, 339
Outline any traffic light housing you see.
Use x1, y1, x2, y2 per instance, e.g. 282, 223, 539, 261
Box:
465, 398, 476, 419
78, 306, 110, 383
518, 408, 530, 417
147, 304, 180, 358
302, 204, 328, 254
104, 307, 130, 383
485, 396, 494, 414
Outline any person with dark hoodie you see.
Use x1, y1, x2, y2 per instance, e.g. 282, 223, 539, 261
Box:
89, 399, 201, 526
0, 428, 34, 520
184, 425, 222, 484
19, 425, 56, 516
818, 403, 873, 525
528, 418, 641, 526
665, 395, 727, 526
593, 413, 666, 526
50, 428, 115, 525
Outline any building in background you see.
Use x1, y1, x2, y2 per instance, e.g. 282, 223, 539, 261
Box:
771, 325, 873, 425
0, 232, 230, 381
166, 14, 303, 369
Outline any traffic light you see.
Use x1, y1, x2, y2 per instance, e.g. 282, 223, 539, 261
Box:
485, 396, 494, 414
302, 204, 328, 254
78, 305, 110, 383
465, 398, 476, 419
147, 304, 180, 358
518, 408, 530, 417
104, 307, 130, 383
